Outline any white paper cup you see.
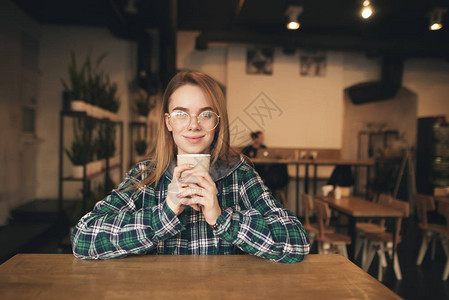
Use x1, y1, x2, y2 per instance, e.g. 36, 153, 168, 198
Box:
322, 185, 334, 197
177, 154, 210, 183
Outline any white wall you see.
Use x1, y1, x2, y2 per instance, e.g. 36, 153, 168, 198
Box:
37, 26, 136, 199
227, 46, 344, 149
177, 31, 227, 85
177, 31, 345, 149
403, 58, 449, 118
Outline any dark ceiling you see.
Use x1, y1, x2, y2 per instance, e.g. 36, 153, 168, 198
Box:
11, 0, 449, 57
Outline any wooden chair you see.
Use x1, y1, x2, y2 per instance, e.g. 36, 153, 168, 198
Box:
435, 200, 449, 280
415, 194, 447, 266
301, 193, 335, 248
355, 193, 390, 260
313, 199, 351, 257
362, 198, 410, 281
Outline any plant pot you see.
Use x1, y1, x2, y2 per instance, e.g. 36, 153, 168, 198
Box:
86, 162, 95, 176
72, 165, 85, 179
106, 111, 118, 122
92, 105, 103, 119
137, 115, 147, 123
94, 160, 103, 173
109, 155, 120, 167
71, 100, 87, 112
85, 103, 93, 117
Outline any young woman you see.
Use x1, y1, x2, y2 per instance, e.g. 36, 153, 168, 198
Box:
71, 71, 309, 263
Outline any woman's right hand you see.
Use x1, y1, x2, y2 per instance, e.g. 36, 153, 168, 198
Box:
166, 163, 198, 215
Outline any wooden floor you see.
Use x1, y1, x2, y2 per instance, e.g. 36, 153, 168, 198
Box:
1, 200, 448, 299
372, 217, 449, 300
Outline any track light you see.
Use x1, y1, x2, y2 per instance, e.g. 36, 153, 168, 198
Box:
361, 0, 373, 19
429, 8, 447, 31
285, 5, 303, 30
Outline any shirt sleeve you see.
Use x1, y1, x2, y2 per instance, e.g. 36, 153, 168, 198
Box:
71, 163, 184, 259
214, 167, 310, 263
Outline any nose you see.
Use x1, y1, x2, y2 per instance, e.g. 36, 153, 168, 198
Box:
187, 114, 201, 130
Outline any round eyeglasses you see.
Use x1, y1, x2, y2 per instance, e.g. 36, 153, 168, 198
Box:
166, 110, 220, 131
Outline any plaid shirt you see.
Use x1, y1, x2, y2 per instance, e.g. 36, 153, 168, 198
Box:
71, 157, 310, 263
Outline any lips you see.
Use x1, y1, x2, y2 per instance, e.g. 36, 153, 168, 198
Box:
184, 136, 204, 144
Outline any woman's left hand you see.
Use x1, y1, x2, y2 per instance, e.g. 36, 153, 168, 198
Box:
177, 171, 222, 225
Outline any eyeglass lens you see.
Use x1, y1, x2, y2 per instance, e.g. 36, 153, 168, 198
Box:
169, 111, 219, 131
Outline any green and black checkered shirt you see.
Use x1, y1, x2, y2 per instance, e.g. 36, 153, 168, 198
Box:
71, 157, 310, 263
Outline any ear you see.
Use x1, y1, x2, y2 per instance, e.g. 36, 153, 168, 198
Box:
165, 113, 173, 132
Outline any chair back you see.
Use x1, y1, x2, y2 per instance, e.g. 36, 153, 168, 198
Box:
386, 198, 409, 248
389, 198, 410, 218
415, 194, 436, 227
377, 193, 393, 205
437, 201, 449, 231
301, 193, 314, 227
434, 187, 448, 197
313, 199, 331, 239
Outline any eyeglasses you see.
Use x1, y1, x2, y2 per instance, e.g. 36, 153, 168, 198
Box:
166, 110, 220, 131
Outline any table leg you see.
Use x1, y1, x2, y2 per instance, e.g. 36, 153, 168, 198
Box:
305, 163, 309, 194
313, 164, 318, 195
353, 166, 358, 195
296, 163, 300, 217
366, 166, 371, 199
348, 216, 356, 261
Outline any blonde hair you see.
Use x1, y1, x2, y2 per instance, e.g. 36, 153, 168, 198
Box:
128, 70, 237, 190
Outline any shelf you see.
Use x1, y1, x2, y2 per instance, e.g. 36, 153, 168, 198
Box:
59, 106, 124, 221
62, 164, 121, 181
61, 110, 120, 123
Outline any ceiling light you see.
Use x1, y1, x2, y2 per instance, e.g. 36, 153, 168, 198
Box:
429, 8, 447, 31
285, 6, 303, 30
361, 0, 373, 19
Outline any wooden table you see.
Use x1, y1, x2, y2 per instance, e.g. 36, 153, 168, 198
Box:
252, 158, 374, 216
0, 254, 401, 300
315, 195, 403, 261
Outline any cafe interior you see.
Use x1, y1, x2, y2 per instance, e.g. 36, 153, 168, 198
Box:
1, 0, 449, 299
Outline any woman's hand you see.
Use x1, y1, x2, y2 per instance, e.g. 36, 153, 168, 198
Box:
177, 171, 222, 225
166, 164, 195, 216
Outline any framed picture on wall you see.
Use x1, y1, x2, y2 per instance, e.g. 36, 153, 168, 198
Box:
300, 49, 327, 76
246, 47, 274, 75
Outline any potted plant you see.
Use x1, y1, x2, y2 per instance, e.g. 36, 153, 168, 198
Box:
94, 122, 116, 168
64, 120, 96, 178
62, 51, 120, 120
65, 133, 88, 179
134, 89, 155, 122
61, 52, 88, 112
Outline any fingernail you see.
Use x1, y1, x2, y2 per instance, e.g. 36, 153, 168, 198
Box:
189, 164, 195, 168
176, 193, 182, 198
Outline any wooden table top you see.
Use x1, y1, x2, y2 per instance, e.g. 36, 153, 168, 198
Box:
316, 196, 404, 218
0, 254, 400, 300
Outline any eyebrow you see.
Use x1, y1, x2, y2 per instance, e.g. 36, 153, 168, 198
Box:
171, 106, 214, 112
